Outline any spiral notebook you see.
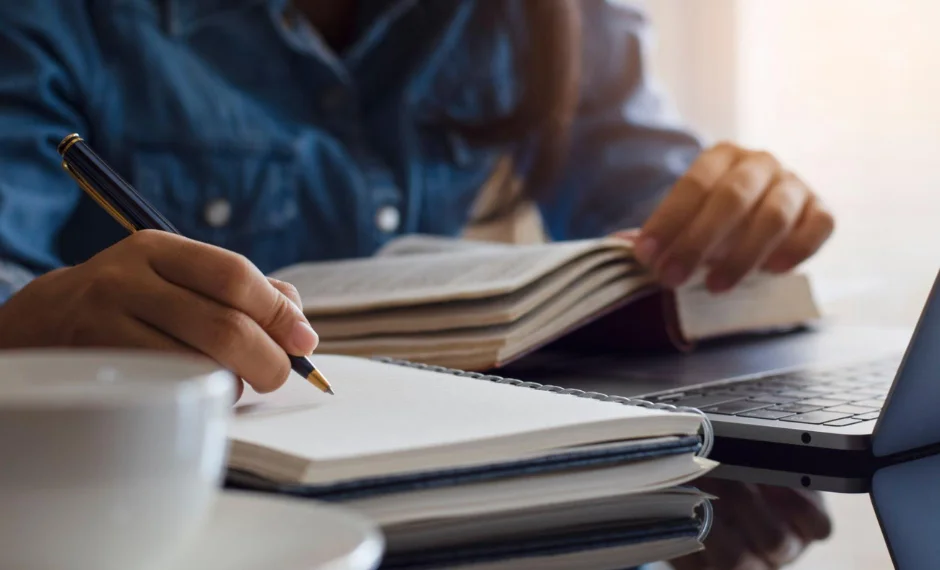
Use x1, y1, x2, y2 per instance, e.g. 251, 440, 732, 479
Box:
229, 355, 715, 532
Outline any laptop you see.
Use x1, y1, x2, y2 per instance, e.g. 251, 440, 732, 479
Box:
505, 270, 940, 461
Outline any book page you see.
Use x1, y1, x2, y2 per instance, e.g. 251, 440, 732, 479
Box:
230, 354, 701, 471
676, 272, 822, 341
272, 239, 631, 315
311, 254, 636, 338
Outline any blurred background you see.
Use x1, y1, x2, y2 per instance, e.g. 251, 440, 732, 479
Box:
637, 1, 939, 568
640, 0, 939, 327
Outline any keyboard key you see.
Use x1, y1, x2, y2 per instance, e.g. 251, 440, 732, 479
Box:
854, 399, 886, 409
749, 395, 800, 405
853, 411, 881, 421
738, 409, 796, 420
701, 401, 773, 415
826, 380, 866, 390
777, 380, 822, 390
772, 403, 824, 414
826, 404, 880, 414
655, 395, 683, 402
725, 385, 769, 395
855, 389, 887, 397
802, 385, 837, 393
825, 418, 864, 427
822, 392, 866, 402
801, 398, 846, 407
675, 395, 745, 409
778, 390, 824, 399
782, 411, 854, 425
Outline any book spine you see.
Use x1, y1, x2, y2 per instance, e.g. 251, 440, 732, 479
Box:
373, 357, 714, 459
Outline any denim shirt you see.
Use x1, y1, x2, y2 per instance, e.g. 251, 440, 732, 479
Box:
0, 0, 702, 302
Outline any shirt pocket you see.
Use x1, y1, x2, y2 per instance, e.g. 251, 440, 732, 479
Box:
414, 126, 503, 234
130, 142, 301, 273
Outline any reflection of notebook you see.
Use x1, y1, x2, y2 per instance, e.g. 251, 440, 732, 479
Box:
227, 355, 716, 556
272, 235, 820, 371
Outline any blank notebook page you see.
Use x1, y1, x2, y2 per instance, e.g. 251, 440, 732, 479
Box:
230, 355, 700, 469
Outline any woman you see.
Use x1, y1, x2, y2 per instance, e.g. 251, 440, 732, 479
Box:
0, 1, 832, 566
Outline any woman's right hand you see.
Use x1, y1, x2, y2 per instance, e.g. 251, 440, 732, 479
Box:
0, 230, 318, 395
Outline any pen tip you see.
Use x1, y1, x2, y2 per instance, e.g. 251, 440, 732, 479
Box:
306, 368, 335, 396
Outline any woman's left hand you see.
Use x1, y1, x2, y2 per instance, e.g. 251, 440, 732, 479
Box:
627, 142, 835, 293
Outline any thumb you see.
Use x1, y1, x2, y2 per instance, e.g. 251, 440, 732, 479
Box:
263, 277, 318, 357
267, 277, 304, 311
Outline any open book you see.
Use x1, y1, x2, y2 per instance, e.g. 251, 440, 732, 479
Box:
272, 235, 821, 371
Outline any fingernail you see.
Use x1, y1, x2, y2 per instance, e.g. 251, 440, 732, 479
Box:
615, 229, 641, 242
634, 236, 659, 265
661, 261, 689, 288
707, 273, 734, 293
772, 535, 804, 564
290, 320, 318, 356
766, 257, 793, 274
737, 553, 772, 570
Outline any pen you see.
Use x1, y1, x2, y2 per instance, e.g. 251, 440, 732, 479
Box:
56, 134, 334, 395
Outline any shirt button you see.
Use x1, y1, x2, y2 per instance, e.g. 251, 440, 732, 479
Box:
375, 206, 401, 233
204, 199, 232, 228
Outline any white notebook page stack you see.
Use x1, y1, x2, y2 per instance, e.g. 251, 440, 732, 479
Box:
228, 354, 716, 562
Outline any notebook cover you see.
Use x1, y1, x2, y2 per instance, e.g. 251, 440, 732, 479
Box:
225, 435, 702, 501
379, 518, 703, 569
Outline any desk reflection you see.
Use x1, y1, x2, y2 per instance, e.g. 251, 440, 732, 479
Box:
670, 478, 831, 570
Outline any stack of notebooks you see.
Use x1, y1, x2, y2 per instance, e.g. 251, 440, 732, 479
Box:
226, 354, 717, 569
272, 235, 821, 371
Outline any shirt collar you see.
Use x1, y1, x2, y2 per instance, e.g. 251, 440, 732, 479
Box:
162, 0, 271, 35
161, 0, 419, 36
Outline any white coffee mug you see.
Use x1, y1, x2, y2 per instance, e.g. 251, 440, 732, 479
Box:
0, 349, 236, 570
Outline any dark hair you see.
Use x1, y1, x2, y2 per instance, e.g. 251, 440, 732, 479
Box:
458, 0, 583, 221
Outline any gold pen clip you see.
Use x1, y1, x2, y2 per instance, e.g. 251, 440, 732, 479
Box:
61, 162, 138, 234
58, 134, 138, 234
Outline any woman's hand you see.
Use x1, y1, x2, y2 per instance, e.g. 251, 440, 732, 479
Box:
631, 142, 835, 293
672, 479, 832, 570
0, 230, 318, 396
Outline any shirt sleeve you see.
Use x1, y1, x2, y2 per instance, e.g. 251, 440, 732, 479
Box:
0, 1, 96, 302
538, 0, 704, 241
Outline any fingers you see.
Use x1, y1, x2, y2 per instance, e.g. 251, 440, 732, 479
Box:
654, 151, 780, 288
139, 231, 317, 357
636, 143, 740, 268
68, 312, 194, 354
762, 197, 836, 274
759, 486, 833, 542
702, 515, 773, 570
670, 552, 709, 570
676, 480, 828, 570
268, 277, 304, 311
633, 142, 835, 293
125, 271, 293, 394
719, 482, 806, 567
706, 173, 809, 292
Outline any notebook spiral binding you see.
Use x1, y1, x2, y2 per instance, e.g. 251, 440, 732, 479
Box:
696, 495, 715, 543
373, 357, 714, 459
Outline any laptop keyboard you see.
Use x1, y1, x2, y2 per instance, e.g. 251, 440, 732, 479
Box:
652, 358, 897, 427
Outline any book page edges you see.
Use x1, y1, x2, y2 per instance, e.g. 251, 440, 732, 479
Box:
675, 273, 821, 342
